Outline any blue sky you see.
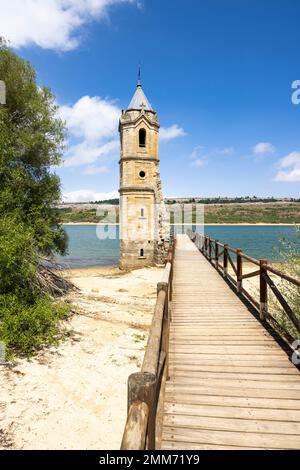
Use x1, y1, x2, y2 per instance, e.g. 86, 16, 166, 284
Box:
1, 0, 300, 200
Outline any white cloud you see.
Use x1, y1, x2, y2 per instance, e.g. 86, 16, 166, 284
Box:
189, 145, 205, 159
59, 95, 120, 167
83, 165, 109, 175
217, 147, 235, 156
253, 142, 276, 155
189, 145, 207, 167
63, 139, 119, 167
63, 189, 119, 202
188, 145, 235, 168
274, 152, 300, 182
160, 124, 186, 141
0, 0, 136, 51
192, 159, 206, 167
59, 96, 120, 141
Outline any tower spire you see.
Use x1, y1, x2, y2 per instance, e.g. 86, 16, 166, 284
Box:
127, 64, 153, 111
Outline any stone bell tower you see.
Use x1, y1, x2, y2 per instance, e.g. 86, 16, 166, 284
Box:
119, 74, 169, 270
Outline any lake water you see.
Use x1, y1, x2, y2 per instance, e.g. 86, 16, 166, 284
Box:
56, 224, 299, 269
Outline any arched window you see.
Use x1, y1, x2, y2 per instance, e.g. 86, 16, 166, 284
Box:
140, 248, 144, 257
139, 128, 146, 147
141, 208, 144, 217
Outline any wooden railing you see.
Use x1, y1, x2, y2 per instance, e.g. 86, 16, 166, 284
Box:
120, 240, 175, 450
188, 230, 300, 344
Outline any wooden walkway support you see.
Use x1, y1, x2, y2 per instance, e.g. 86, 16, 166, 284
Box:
160, 234, 300, 450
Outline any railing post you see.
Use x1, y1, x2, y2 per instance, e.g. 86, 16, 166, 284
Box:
195, 233, 199, 250
200, 235, 204, 253
260, 259, 268, 320
208, 238, 212, 261
223, 244, 228, 277
236, 249, 243, 293
127, 372, 157, 450
215, 240, 219, 270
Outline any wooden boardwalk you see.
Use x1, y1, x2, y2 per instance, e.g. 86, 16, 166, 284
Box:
160, 234, 300, 450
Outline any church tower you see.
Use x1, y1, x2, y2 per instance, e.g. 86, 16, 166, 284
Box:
119, 75, 168, 269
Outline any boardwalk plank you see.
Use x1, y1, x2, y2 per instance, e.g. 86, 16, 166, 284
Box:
160, 235, 300, 450
162, 427, 300, 449
164, 402, 300, 422
163, 414, 300, 435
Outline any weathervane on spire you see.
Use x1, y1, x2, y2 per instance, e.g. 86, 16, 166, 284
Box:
137, 62, 141, 87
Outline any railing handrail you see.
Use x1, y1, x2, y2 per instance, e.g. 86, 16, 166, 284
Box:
141, 289, 166, 375
267, 264, 300, 288
120, 401, 149, 450
187, 229, 300, 344
120, 239, 175, 450
189, 230, 300, 286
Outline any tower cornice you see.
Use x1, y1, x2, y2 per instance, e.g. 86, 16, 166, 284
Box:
119, 156, 159, 163
119, 110, 160, 130
119, 186, 155, 194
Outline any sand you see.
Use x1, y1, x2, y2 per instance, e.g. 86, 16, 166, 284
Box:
0, 265, 163, 450
0, 258, 284, 450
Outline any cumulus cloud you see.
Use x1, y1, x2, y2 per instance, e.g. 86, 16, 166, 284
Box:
160, 124, 186, 141
217, 147, 235, 156
189, 146, 207, 167
62, 189, 119, 203
189, 145, 234, 168
253, 142, 276, 155
63, 139, 119, 167
189, 145, 205, 159
59, 95, 120, 168
274, 152, 300, 182
59, 96, 120, 141
0, 0, 136, 51
191, 159, 207, 167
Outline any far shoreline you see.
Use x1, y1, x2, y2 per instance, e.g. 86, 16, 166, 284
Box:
58, 259, 283, 273
61, 222, 299, 226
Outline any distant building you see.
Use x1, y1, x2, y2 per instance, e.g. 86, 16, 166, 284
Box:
118, 75, 169, 269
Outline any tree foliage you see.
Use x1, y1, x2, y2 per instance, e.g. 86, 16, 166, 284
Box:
0, 39, 71, 357
0, 38, 68, 256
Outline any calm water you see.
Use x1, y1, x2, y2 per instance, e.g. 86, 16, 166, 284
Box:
56, 224, 299, 269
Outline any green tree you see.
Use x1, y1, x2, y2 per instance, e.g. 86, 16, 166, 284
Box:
0, 38, 68, 256
0, 39, 71, 357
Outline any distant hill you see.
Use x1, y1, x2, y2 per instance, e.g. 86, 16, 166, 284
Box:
56, 199, 300, 225
57, 196, 300, 209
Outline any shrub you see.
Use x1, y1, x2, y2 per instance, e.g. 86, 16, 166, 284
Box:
0, 217, 37, 294
0, 292, 71, 357
271, 227, 300, 339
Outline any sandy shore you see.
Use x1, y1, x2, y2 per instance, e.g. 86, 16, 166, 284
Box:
0, 257, 288, 450
0, 265, 163, 450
